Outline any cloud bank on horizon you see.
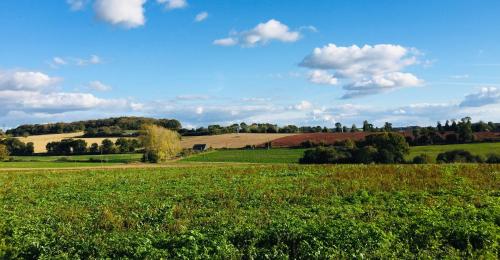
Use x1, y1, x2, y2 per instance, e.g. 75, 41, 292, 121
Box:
1, 0, 499, 129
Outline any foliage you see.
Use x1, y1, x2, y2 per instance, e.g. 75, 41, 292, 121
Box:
0, 138, 34, 156
46, 139, 87, 155
436, 149, 483, 163
140, 125, 181, 163
299, 146, 352, 164
0, 164, 498, 258
485, 154, 500, 164
6, 117, 181, 136
412, 154, 433, 164
0, 144, 9, 161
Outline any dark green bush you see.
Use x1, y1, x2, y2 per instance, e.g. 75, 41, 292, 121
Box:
413, 154, 433, 164
436, 150, 483, 163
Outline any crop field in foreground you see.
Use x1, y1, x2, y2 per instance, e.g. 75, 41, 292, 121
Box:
0, 164, 499, 258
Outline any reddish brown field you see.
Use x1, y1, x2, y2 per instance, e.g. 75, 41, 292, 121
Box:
270, 131, 500, 148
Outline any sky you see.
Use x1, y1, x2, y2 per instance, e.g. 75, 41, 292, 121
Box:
1, 0, 500, 129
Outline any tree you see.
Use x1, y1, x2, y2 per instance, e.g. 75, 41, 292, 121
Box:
383, 122, 393, 132
457, 117, 474, 143
362, 133, 410, 163
335, 123, 342, 132
100, 139, 116, 154
362, 120, 374, 132
437, 121, 443, 132
0, 144, 9, 161
350, 124, 359, 132
140, 124, 181, 163
89, 143, 99, 154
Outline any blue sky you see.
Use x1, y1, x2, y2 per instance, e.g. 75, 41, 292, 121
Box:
1, 0, 500, 129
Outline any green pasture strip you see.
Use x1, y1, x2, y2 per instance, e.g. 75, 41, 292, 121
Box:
181, 148, 307, 163
408, 142, 500, 160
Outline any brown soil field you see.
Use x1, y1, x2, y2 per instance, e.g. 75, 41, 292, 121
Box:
270, 132, 374, 147
270, 131, 500, 148
18, 132, 297, 153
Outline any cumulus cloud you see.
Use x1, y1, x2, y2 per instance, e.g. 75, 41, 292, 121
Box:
214, 19, 301, 47
0, 70, 61, 91
301, 44, 422, 98
94, 0, 146, 28
0, 69, 137, 127
308, 70, 338, 85
460, 87, 500, 107
87, 81, 112, 91
194, 11, 208, 22
157, 0, 188, 10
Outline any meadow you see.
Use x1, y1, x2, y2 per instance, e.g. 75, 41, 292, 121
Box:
183, 142, 500, 163
0, 154, 143, 169
181, 148, 307, 163
0, 164, 498, 258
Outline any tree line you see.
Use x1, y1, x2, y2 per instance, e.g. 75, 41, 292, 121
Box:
6, 117, 181, 137
46, 138, 141, 156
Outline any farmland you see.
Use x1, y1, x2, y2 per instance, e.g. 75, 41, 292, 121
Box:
182, 142, 500, 164
0, 164, 498, 258
18, 133, 296, 153
181, 148, 307, 163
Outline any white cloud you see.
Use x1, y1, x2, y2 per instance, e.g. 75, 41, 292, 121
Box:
53, 57, 67, 65
460, 87, 500, 107
50, 55, 102, 67
67, 0, 88, 11
157, 0, 188, 10
308, 70, 338, 85
301, 44, 422, 98
176, 95, 210, 101
213, 37, 238, 46
293, 100, 313, 111
450, 74, 469, 79
194, 11, 208, 22
214, 19, 301, 47
0, 70, 61, 91
94, 0, 146, 29
87, 81, 112, 92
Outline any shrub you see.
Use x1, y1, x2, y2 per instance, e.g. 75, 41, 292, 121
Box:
362, 133, 409, 163
299, 147, 351, 164
352, 146, 378, 164
485, 154, 500, 164
413, 154, 433, 164
436, 150, 483, 163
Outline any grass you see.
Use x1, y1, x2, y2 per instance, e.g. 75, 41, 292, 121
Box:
0, 164, 498, 258
182, 143, 500, 164
408, 142, 500, 160
181, 148, 307, 163
0, 154, 143, 168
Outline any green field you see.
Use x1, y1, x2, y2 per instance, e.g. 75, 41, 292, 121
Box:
182, 148, 307, 163
408, 142, 500, 160
0, 164, 498, 258
182, 143, 500, 164
0, 154, 143, 168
